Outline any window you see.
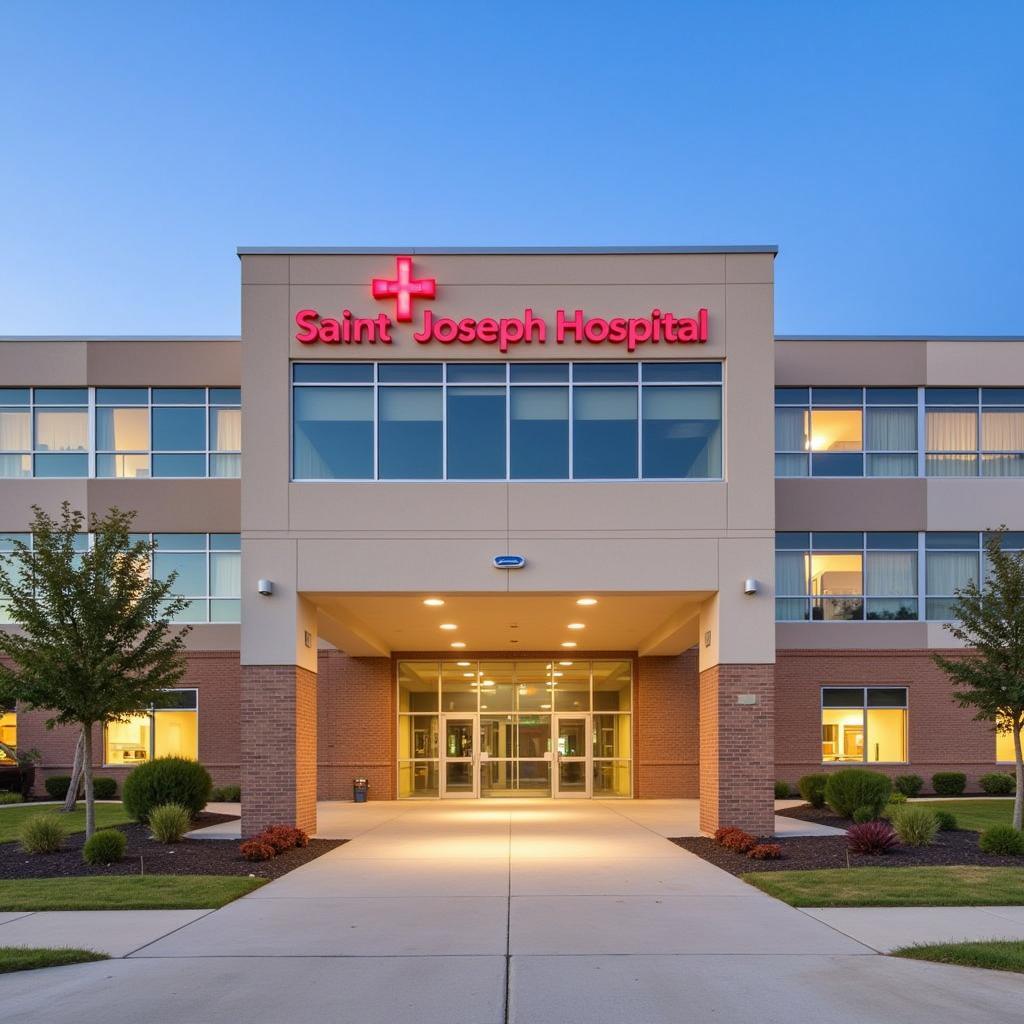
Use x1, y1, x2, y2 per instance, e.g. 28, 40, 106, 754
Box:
776, 387, 918, 477
926, 388, 1024, 477
293, 362, 723, 481
996, 716, 1020, 763
0, 709, 16, 762
821, 687, 907, 763
775, 532, 918, 621
0, 532, 240, 624
924, 530, 1024, 620
103, 689, 198, 765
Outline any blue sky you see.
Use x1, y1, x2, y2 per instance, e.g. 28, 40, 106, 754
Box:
0, 1, 1021, 335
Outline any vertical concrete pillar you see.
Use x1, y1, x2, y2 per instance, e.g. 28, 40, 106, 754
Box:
698, 663, 775, 836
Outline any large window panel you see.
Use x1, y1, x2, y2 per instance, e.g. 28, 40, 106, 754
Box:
642, 386, 721, 478
378, 387, 442, 479
293, 387, 373, 479
572, 386, 637, 479
510, 387, 569, 479
446, 386, 505, 479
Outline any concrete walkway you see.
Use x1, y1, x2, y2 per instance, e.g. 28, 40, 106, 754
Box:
1, 799, 1022, 1023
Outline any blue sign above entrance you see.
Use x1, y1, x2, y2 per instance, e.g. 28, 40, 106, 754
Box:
493, 555, 526, 570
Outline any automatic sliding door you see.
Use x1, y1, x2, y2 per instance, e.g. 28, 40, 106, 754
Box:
441, 715, 478, 798
554, 714, 591, 797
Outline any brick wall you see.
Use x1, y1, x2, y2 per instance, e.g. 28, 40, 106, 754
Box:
699, 663, 775, 836
19, 650, 241, 795
636, 652, 699, 797
317, 651, 393, 800
776, 648, 1007, 793
240, 664, 317, 835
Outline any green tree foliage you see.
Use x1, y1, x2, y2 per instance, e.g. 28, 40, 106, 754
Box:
0, 504, 190, 837
933, 528, 1024, 830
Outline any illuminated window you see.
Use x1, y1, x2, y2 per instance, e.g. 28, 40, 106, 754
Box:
0, 710, 16, 762
996, 716, 1022, 763
776, 387, 917, 477
821, 687, 907, 763
926, 388, 1024, 477
103, 689, 198, 765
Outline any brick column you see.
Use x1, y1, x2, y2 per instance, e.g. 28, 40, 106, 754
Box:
241, 664, 317, 836
699, 663, 774, 836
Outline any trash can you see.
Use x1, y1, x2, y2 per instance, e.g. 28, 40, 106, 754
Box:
353, 777, 369, 803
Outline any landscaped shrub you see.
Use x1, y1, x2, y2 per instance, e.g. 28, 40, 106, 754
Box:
92, 777, 117, 800
932, 772, 967, 796
894, 774, 924, 798
846, 820, 899, 856
719, 829, 757, 854
43, 775, 72, 800
0, 792, 24, 804
980, 772, 1016, 795
774, 781, 791, 799
747, 843, 782, 860
211, 785, 241, 802
714, 826, 739, 843
122, 757, 212, 822
979, 825, 1024, 856
19, 813, 66, 854
852, 806, 876, 824
261, 825, 308, 853
798, 773, 830, 809
148, 803, 192, 843
240, 839, 275, 862
887, 792, 908, 806
934, 810, 958, 831
891, 805, 939, 847
825, 769, 893, 820
82, 828, 126, 865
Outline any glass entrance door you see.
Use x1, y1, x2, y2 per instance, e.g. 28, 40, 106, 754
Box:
441, 715, 478, 798
554, 714, 591, 798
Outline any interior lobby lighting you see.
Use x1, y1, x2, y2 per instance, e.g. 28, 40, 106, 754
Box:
463, 672, 475, 678
576, 597, 598, 606
560, 641, 577, 648
439, 623, 458, 631
457, 661, 471, 667
567, 622, 585, 630
450, 641, 466, 648
559, 660, 574, 666
423, 598, 445, 607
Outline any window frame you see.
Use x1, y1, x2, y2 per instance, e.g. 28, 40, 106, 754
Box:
820, 685, 909, 764
925, 388, 1024, 477
102, 687, 199, 767
291, 362, 724, 483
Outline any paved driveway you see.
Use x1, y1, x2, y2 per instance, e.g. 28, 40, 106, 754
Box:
2, 799, 1023, 1023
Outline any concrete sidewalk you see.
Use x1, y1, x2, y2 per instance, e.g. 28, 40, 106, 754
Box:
0, 799, 1021, 1023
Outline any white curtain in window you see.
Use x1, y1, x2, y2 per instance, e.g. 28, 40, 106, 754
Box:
926, 551, 978, 595
776, 551, 808, 595
981, 411, 1024, 451
0, 411, 30, 451
926, 454, 977, 477
866, 551, 916, 596
868, 453, 917, 476
775, 408, 807, 451
34, 410, 88, 452
926, 410, 976, 452
982, 454, 1024, 477
210, 552, 241, 598
212, 408, 241, 452
866, 408, 916, 451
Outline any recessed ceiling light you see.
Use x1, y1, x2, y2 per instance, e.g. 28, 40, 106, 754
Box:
439, 623, 458, 631
560, 641, 577, 648
482, 680, 495, 687
457, 661, 471, 667
423, 598, 445, 607
450, 641, 466, 648
553, 671, 563, 677
540, 703, 552, 710
559, 661, 574, 666
463, 672, 475, 678
567, 622, 585, 630
576, 597, 597, 606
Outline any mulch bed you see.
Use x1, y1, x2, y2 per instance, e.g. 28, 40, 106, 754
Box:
671, 802, 1024, 875
0, 813, 345, 880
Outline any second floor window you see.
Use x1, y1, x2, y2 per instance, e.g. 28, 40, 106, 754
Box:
292, 362, 723, 482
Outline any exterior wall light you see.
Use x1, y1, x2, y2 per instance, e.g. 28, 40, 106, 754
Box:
257, 579, 274, 596
743, 579, 759, 595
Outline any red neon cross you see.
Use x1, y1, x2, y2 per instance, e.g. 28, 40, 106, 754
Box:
371, 256, 436, 322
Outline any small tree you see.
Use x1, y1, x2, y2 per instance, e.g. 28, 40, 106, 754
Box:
933, 527, 1024, 830
0, 504, 191, 837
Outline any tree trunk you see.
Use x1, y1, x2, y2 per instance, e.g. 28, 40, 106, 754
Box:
81, 724, 95, 839
62, 732, 85, 813
1014, 722, 1024, 832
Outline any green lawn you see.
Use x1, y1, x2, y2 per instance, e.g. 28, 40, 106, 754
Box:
892, 940, 1024, 974
0, 875, 266, 911
0, 802, 133, 844
0, 947, 108, 974
743, 866, 1024, 907
913, 799, 1015, 832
